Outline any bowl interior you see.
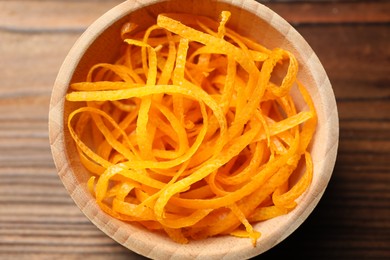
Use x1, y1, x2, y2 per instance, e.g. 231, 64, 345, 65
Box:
50, 0, 339, 259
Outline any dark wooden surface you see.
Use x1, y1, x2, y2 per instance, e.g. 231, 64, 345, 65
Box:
0, 0, 389, 259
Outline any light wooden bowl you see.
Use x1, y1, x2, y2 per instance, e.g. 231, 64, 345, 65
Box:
49, 0, 339, 259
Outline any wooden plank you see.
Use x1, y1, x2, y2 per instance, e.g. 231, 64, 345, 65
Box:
0, 31, 81, 97
0, 0, 388, 34
294, 23, 390, 125
0, 0, 122, 32
267, 1, 390, 24
0, 253, 140, 260
296, 24, 389, 99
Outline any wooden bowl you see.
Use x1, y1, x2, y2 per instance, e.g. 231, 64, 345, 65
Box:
49, 0, 339, 259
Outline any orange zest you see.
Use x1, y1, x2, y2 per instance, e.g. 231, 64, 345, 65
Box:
66, 11, 317, 246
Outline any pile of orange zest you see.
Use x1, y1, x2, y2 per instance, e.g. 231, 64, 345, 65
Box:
66, 11, 317, 246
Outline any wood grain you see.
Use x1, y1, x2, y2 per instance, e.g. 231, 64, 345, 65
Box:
1, 0, 389, 259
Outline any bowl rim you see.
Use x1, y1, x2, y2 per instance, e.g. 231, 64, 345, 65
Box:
49, 0, 339, 259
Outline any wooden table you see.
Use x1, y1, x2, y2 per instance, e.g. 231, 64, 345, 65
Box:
1, 0, 389, 259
